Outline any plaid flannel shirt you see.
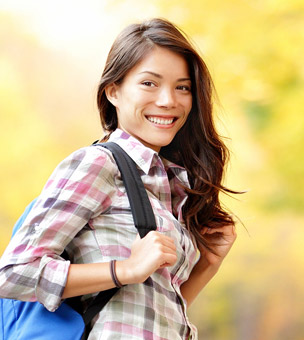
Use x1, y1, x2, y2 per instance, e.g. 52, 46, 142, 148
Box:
0, 129, 198, 339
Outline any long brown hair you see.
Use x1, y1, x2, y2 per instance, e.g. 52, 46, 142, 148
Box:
97, 18, 236, 252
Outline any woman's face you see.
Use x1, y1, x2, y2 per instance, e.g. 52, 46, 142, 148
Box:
106, 46, 192, 152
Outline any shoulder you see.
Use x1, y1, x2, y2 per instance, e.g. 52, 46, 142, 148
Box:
49, 145, 118, 183
64, 144, 115, 165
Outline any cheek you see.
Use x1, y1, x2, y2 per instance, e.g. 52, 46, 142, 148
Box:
123, 90, 151, 110
136, 91, 156, 106
184, 97, 192, 115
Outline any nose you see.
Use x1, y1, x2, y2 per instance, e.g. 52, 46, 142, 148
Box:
155, 87, 177, 109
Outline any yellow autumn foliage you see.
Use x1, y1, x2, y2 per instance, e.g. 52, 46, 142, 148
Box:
0, 1, 303, 339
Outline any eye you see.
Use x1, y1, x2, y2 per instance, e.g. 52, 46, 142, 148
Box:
141, 81, 156, 87
176, 85, 191, 92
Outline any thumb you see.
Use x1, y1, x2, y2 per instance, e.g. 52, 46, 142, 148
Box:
133, 233, 141, 244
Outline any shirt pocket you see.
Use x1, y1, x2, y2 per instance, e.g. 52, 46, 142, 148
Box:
93, 205, 138, 260
154, 213, 174, 233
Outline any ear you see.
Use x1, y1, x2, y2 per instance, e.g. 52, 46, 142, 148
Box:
105, 83, 120, 107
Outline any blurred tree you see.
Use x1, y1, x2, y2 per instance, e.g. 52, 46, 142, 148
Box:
0, 13, 101, 247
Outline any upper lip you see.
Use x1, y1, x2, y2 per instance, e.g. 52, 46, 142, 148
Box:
145, 114, 178, 119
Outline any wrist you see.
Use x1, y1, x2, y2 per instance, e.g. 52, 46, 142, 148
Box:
195, 255, 221, 274
115, 259, 136, 285
109, 260, 124, 288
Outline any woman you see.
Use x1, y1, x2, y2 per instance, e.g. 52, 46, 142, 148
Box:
0, 18, 237, 339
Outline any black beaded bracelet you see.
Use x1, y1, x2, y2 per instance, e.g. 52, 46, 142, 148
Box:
110, 259, 123, 288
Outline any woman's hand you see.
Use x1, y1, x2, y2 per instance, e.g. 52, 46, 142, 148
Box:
117, 231, 177, 285
180, 224, 236, 306
197, 224, 237, 268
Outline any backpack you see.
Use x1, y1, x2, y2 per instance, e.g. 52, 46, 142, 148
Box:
0, 142, 157, 340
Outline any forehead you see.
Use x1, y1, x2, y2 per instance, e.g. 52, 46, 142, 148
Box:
126, 46, 190, 79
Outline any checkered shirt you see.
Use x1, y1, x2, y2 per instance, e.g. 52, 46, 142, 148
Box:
0, 129, 198, 339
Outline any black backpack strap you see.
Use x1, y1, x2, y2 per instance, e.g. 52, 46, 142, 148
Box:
81, 141, 157, 333
101, 142, 157, 237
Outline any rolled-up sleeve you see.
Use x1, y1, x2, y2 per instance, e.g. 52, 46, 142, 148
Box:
0, 146, 116, 311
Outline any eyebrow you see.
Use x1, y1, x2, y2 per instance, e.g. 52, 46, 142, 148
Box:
139, 71, 191, 82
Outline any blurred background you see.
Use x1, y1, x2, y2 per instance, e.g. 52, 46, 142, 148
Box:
0, 1, 303, 339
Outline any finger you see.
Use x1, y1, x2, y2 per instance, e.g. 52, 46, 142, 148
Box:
157, 244, 177, 257
146, 231, 176, 250
206, 225, 236, 236
200, 227, 208, 235
159, 253, 177, 267
146, 230, 174, 242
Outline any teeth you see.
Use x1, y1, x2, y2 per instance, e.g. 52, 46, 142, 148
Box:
147, 116, 174, 125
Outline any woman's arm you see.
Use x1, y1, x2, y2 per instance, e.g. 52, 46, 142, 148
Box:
62, 231, 177, 298
0, 147, 117, 310
181, 224, 237, 307
0, 146, 179, 309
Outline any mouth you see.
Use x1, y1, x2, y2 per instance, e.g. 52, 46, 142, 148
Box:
146, 115, 177, 126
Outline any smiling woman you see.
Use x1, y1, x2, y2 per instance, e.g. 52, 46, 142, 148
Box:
105, 46, 192, 152
0, 18, 238, 340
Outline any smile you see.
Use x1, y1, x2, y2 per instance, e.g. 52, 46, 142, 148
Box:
146, 116, 175, 125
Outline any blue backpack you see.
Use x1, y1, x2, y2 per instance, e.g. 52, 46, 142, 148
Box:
0, 142, 156, 340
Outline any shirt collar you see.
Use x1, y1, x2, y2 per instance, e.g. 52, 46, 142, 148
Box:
161, 157, 190, 188
108, 129, 190, 188
108, 129, 158, 174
